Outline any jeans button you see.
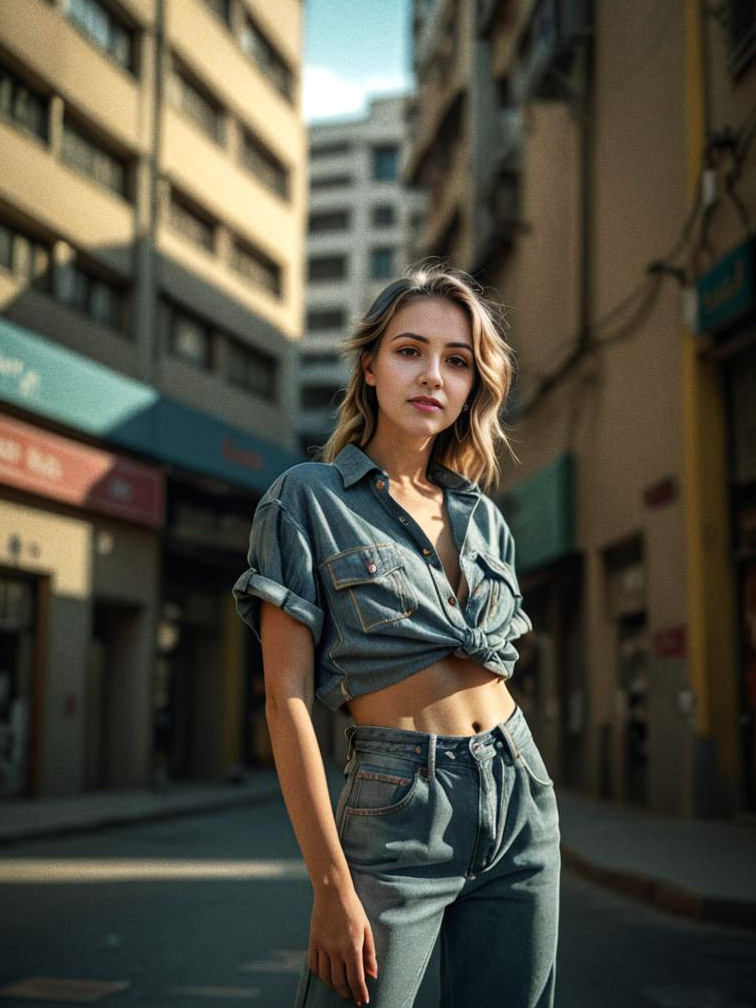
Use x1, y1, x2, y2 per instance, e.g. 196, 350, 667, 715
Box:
414, 745, 422, 754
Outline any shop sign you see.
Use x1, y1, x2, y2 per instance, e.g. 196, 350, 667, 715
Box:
653, 625, 686, 659
0, 413, 165, 528
697, 236, 755, 335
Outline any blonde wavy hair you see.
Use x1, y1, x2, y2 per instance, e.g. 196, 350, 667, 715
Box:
316, 262, 519, 494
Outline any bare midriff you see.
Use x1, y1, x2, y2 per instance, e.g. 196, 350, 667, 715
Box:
344, 654, 517, 737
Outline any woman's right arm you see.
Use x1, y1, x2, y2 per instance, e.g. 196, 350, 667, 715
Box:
260, 600, 378, 1006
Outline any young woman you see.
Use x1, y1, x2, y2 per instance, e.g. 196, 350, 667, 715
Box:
232, 265, 561, 1008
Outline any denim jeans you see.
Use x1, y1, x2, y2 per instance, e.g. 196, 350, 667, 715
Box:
294, 703, 561, 1007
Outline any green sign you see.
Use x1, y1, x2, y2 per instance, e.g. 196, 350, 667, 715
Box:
500, 452, 575, 573
697, 235, 756, 335
0, 316, 303, 493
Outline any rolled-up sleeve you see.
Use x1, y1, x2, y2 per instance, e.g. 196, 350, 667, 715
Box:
232, 499, 324, 645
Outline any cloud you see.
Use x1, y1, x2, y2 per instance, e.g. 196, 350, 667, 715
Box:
303, 66, 411, 123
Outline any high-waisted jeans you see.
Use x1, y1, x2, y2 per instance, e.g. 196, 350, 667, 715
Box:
294, 703, 561, 1007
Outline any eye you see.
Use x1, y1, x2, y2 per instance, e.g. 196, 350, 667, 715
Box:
397, 347, 419, 357
448, 356, 471, 368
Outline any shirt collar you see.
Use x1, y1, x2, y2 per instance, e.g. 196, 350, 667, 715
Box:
332, 443, 480, 496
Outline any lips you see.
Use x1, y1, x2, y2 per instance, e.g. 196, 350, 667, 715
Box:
409, 397, 442, 407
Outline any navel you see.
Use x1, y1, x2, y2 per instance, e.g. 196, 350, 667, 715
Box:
471, 720, 481, 733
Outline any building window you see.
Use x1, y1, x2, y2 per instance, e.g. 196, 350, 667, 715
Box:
241, 129, 289, 199
231, 238, 282, 297
202, 0, 231, 25
241, 17, 294, 102
307, 307, 347, 330
371, 204, 396, 227
308, 255, 347, 282
310, 140, 351, 158
0, 62, 49, 142
0, 219, 51, 291
308, 209, 351, 233
162, 301, 213, 369
63, 0, 135, 73
57, 259, 125, 331
301, 384, 342, 410
727, 0, 756, 78
226, 338, 277, 400
170, 59, 225, 145
372, 144, 399, 181
370, 247, 395, 280
61, 118, 130, 197
310, 174, 354, 191
168, 190, 216, 252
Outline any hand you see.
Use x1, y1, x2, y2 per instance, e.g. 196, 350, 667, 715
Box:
308, 886, 378, 1005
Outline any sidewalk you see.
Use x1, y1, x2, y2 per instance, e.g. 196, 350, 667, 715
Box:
1, 768, 754, 930
557, 787, 756, 930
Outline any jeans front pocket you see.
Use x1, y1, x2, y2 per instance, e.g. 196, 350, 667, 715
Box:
517, 734, 555, 789
323, 543, 417, 634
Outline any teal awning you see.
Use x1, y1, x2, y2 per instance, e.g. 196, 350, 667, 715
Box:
0, 316, 303, 494
500, 452, 576, 573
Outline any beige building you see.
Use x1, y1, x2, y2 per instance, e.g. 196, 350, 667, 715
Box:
0, 0, 307, 796
408, 0, 756, 818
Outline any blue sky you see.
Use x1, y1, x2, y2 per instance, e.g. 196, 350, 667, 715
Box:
303, 0, 413, 122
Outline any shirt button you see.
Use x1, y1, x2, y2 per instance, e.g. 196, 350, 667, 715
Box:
448, 596, 457, 606
375, 479, 385, 489
367, 562, 377, 574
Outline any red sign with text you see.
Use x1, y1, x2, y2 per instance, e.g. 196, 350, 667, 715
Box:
0, 413, 164, 528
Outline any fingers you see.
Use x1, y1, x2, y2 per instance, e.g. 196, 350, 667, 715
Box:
311, 947, 372, 1006
363, 922, 379, 980
345, 950, 370, 1006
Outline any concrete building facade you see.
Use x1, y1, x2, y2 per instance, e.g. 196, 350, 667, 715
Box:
0, 0, 306, 796
299, 95, 426, 458
407, 0, 756, 818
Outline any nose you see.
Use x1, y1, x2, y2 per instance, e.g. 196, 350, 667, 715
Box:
420, 356, 443, 386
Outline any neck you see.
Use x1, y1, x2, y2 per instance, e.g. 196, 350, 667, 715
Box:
363, 428, 438, 493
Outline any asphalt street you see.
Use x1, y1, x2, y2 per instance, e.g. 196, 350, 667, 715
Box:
0, 799, 754, 1007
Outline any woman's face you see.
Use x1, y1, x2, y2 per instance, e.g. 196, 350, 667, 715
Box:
362, 296, 477, 442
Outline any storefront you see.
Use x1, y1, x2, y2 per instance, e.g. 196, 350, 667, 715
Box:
0, 316, 302, 795
0, 411, 163, 796
698, 235, 756, 811
500, 452, 583, 789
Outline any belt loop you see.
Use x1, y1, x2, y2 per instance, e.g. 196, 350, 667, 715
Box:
344, 724, 357, 762
501, 723, 519, 761
427, 734, 437, 781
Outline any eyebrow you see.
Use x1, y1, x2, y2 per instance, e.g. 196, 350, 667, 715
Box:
390, 332, 473, 352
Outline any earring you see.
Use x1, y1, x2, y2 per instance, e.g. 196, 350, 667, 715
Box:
462, 403, 470, 411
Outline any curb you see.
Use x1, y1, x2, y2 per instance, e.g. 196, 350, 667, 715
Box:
0, 787, 281, 847
560, 845, 756, 931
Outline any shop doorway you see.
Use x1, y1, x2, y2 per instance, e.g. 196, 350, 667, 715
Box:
0, 573, 42, 797
84, 601, 143, 790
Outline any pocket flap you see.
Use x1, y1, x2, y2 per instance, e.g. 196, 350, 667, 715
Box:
476, 551, 521, 596
325, 543, 404, 589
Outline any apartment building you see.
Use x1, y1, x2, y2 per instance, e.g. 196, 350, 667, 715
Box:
0, 0, 307, 796
299, 94, 426, 459
407, 0, 756, 818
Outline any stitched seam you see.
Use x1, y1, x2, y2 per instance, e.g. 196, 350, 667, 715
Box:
519, 751, 554, 788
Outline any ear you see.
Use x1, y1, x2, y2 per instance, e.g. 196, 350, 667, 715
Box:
361, 348, 376, 387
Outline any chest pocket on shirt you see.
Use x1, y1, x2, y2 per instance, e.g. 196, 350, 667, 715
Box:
324, 543, 418, 633
472, 550, 521, 629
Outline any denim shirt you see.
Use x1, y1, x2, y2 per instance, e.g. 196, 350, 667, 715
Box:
231, 442, 532, 711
